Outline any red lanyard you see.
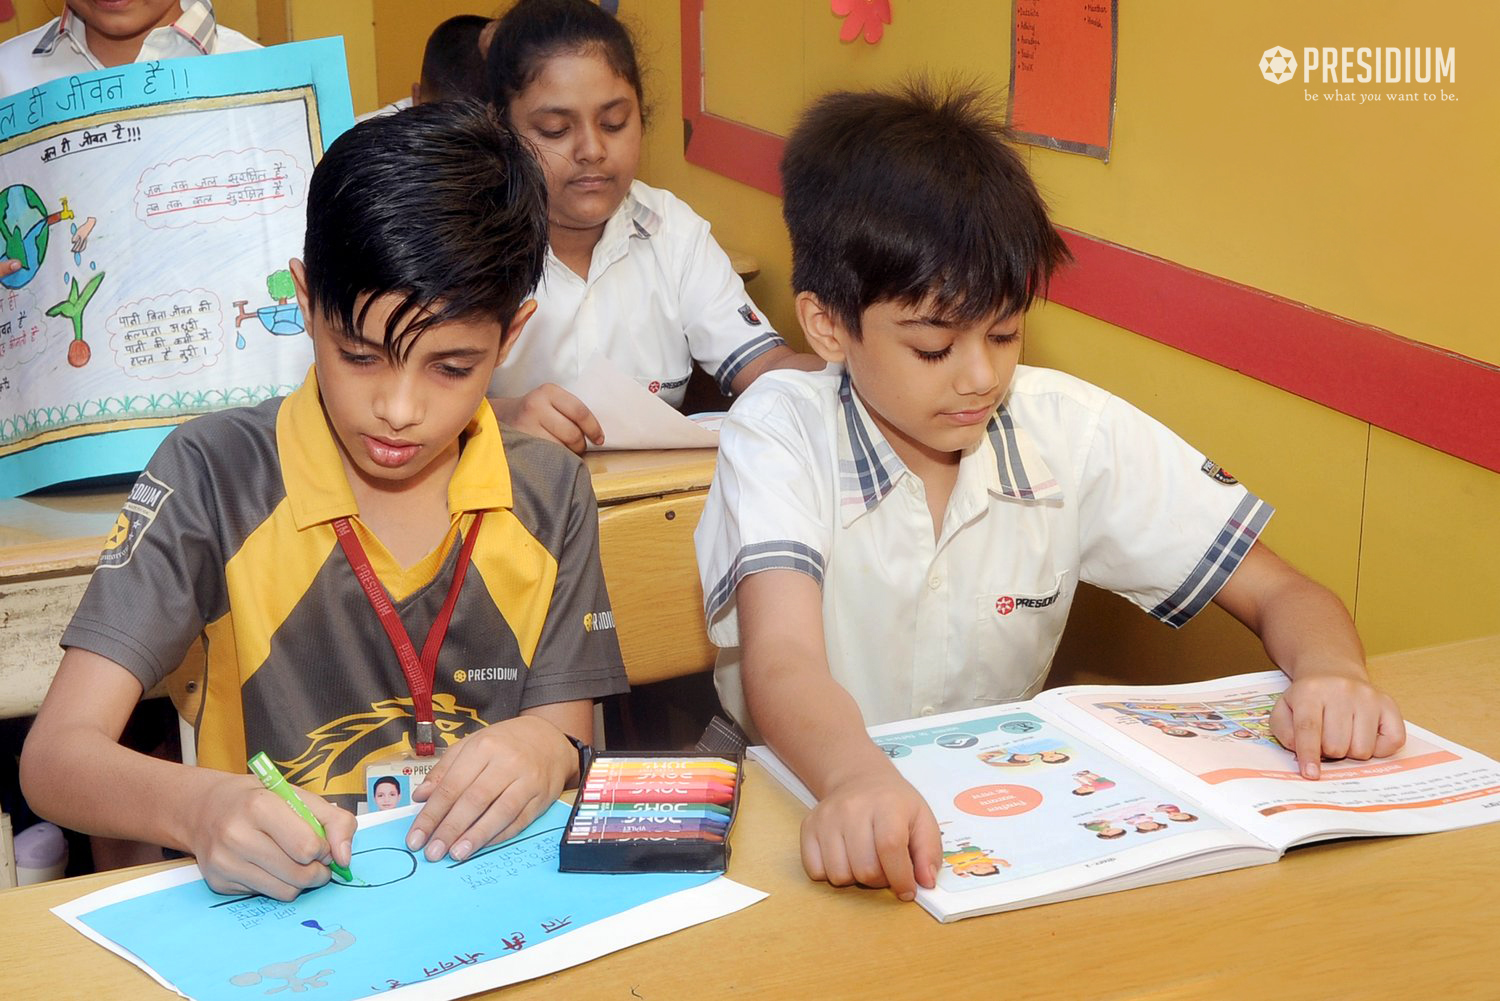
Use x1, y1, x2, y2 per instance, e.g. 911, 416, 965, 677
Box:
331, 512, 484, 756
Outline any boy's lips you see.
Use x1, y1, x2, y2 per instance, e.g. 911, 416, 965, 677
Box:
361, 434, 421, 468
938, 405, 996, 427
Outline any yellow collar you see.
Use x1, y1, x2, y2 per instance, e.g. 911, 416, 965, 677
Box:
276, 366, 513, 531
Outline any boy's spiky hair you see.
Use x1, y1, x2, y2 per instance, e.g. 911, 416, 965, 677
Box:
780, 79, 1071, 336
301, 101, 548, 360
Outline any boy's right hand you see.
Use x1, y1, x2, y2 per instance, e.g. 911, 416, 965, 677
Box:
490, 384, 604, 455
801, 767, 941, 901
187, 774, 357, 902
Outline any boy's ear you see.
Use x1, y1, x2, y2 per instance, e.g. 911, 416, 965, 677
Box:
288, 259, 313, 338
795, 292, 848, 365
494, 299, 537, 368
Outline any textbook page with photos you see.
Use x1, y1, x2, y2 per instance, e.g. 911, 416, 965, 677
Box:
748, 670, 1500, 922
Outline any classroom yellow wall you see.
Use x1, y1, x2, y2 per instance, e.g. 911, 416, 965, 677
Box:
610, 0, 1499, 678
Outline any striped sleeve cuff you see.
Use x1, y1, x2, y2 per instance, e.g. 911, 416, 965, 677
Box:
1149, 494, 1273, 628
714, 332, 787, 396
705, 540, 825, 621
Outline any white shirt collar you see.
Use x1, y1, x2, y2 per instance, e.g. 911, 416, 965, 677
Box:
834, 367, 1063, 528
33, 2, 218, 67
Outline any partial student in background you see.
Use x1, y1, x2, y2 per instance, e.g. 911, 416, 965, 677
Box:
694, 81, 1407, 902
357, 13, 495, 121
0, 1, 258, 94
485, 0, 822, 454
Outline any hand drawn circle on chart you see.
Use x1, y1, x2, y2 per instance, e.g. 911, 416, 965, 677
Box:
935, 733, 979, 749
876, 742, 912, 759
953, 784, 1044, 818
334, 846, 418, 887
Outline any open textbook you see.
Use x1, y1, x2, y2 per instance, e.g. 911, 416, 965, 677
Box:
749, 671, 1500, 923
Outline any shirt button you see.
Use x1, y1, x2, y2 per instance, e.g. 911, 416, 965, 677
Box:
904, 478, 920, 495
920, 706, 936, 717
928, 576, 942, 590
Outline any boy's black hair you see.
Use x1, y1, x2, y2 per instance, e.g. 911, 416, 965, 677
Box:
487, 0, 645, 119
302, 101, 547, 361
780, 80, 1071, 337
419, 14, 492, 103
373, 776, 401, 793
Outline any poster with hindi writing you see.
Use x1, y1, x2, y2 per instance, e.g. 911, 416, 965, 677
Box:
1008, 0, 1118, 160
0, 38, 354, 497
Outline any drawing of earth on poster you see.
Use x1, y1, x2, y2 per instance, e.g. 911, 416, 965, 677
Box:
0, 39, 355, 496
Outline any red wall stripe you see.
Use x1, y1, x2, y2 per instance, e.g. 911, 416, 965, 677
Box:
1048, 230, 1500, 474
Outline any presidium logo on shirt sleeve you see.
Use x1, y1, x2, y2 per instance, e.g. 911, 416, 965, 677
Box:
583, 610, 616, 632
97, 472, 173, 569
1199, 459, 1239, 485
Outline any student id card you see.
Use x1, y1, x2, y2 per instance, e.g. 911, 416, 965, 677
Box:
362, 756, 439, 814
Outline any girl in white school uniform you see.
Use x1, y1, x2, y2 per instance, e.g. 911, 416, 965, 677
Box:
486, 0, 822, 453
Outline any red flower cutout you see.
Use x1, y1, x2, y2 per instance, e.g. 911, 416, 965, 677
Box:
831, 0, 891, 45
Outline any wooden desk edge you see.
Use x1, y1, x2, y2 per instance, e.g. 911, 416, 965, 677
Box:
0, 449, 719, 581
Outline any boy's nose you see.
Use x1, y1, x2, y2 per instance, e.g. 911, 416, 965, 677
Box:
374, 374, 422, 431
955, 342, 1000, 396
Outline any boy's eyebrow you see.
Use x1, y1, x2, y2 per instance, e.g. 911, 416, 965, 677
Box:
897, 315, 961, 329
420, 346, 492, 362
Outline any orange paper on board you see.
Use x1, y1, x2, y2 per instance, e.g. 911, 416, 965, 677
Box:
1009, 0, 1116, 158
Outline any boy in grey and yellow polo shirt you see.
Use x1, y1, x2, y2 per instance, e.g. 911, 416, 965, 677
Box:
65, 366, 624, 808
22, 104, 625, 902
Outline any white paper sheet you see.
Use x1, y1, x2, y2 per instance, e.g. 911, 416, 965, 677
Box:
563, 356, 720, 450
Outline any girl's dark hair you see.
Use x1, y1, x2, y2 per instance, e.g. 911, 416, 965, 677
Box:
301, 101, 548, 361
487, 0, 644, 116
780, 79, 1071, 337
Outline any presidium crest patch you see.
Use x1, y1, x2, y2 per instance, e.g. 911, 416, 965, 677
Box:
738, 304, 762, 326
97, 472, 173, 569
1200, 460, 1238, 485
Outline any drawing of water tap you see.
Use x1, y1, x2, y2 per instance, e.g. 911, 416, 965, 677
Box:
229, 919, 356, 994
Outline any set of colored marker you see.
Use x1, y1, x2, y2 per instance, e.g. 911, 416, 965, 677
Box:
558, 753, 742, 873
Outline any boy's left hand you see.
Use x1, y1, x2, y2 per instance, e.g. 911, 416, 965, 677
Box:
404, 715, 575, 861
1271, 673, 1405, 780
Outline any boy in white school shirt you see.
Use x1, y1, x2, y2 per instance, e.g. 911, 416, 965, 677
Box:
693, 81, 1407, 903
0, 1, 258, 95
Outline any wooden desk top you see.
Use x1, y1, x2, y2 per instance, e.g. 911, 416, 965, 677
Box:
2, 635, 1496, 999
0, 449, 717, 583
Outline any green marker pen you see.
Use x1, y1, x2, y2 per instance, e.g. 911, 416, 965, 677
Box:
248, 751, 355, 883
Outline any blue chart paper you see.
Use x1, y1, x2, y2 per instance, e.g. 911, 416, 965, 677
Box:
75, 803, 721, 1000
0, 39, 355, 496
